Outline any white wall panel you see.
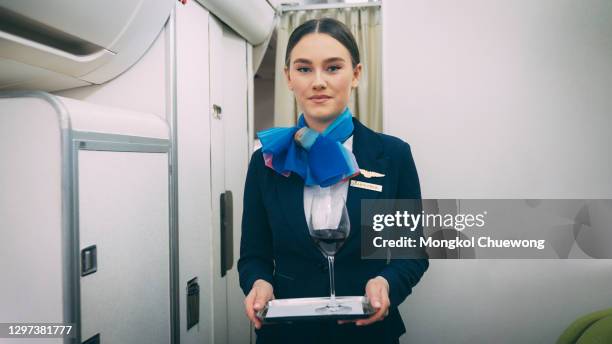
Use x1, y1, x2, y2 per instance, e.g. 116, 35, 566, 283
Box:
383, 0, 612, 199
208, 14, 229, 344
221, 23, 252, 344
0, 98, 64, 344
175, 1, 214, 343
382, 1, 612, 343
209, 14, 252, 344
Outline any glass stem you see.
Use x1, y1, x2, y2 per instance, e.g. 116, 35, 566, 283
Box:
328, 255, 337, 306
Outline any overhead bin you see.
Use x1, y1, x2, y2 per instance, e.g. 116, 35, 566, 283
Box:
0, 0, 175, 91
195, 0, 276, 45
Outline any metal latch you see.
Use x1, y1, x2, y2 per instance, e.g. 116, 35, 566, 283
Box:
212, 104, 223, 119
81, 245, 97, 277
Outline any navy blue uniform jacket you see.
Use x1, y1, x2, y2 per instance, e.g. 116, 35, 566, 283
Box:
238, 118, 428, 343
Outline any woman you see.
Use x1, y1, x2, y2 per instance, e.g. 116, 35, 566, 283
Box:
238, 18, 428, 344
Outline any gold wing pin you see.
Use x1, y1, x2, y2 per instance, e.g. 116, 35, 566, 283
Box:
360, 169, 385, 178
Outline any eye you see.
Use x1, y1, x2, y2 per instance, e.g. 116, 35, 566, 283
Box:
296, 67, 311, 73
327, 65, 342, 72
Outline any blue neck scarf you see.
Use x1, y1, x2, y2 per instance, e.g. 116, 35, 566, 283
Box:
257, 107, 360, 187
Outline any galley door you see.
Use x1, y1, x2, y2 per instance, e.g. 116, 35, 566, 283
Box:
209, 14, 251, 344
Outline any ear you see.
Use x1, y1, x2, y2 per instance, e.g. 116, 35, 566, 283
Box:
351, 63, 363, 89
284, 66, 292, 90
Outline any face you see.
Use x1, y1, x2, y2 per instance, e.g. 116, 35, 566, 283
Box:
284, 33, 362, 131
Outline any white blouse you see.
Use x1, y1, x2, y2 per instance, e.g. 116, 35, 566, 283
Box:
303, 136, 353, 230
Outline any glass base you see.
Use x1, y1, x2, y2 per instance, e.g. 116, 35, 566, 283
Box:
315, 302, 352, 314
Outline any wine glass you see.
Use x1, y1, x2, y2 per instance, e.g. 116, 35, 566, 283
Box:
308, 199, 351, 313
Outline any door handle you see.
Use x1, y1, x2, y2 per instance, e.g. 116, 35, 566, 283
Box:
81, 245, 97, 277
220, 191, 233, 277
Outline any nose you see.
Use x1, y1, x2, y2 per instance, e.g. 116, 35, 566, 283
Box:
312, 70, 326, 90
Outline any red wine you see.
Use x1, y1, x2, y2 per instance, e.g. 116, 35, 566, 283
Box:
310, 229, 347, 256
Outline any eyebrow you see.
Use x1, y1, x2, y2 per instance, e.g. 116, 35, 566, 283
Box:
293, 57, 346, 65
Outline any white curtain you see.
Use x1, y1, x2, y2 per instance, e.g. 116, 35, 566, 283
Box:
273, 6, 382, 131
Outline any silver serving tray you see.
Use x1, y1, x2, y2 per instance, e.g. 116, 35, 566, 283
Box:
257, 296, 375, 324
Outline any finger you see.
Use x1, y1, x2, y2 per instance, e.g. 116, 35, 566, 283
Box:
357, 290, 388, 326
253, 293, 269, 312
253, 291, 273, 329
371, 281, 390, 312
382, 297, 390, 318
245, 291, 263, 329
252, 315, 262, 329
254, 286, 272, 310
365, 283, 384, 309
248, 306, 262, 329
356, 306, 386, 326
379, 292, 390, 320
369, 296, 382, 309
246, 302, 257, 323
244, 291, 255, 316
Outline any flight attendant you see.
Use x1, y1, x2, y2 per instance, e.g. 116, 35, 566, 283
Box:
238, 18, 428, 344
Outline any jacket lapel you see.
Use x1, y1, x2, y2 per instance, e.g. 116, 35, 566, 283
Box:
344, 119, 389, 254
346, 119, 389, 211
276, 172, 323, 259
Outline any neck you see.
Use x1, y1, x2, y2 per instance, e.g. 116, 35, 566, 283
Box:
303, 116, 335, 133
303, 108, 348, 133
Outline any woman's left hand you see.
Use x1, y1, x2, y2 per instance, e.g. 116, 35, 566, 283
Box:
338, 276, 390, 326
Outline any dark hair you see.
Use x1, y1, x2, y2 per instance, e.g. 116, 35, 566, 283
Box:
285, 18, 360, 69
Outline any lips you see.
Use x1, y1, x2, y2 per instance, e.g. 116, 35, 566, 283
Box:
309, 95, 331, 100
309, 95, 332, 103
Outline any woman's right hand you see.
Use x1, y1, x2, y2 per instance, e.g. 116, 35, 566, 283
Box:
244, 279, 274, 329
